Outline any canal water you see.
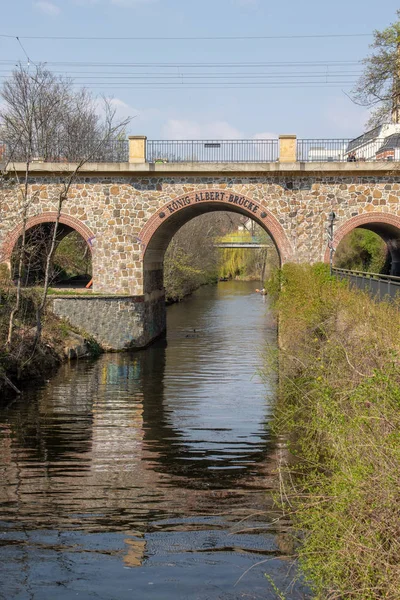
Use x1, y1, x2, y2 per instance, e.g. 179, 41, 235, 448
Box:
0, 281, 308, 600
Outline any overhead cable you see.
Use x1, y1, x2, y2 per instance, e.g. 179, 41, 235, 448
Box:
0, 32, 372, 41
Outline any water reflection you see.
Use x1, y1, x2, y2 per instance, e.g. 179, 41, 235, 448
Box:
0, 282, 308, 599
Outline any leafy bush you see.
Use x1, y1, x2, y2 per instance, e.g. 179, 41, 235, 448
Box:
164, 244, 216, 302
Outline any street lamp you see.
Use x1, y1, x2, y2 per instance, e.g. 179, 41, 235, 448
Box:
327, 211, 336, 276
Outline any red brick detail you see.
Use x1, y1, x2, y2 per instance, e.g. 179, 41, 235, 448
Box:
323, 212, 400, 263
1, 212, 96, 262
138, 189, 293, 262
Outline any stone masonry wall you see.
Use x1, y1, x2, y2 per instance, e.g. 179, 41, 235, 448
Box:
50, 295, 166, 350
1, 172, 400, 295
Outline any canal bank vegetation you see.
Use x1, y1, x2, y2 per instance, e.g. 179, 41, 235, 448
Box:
0, 269, 95, 395
163, 213, 223, 302
270, 263, 400, 600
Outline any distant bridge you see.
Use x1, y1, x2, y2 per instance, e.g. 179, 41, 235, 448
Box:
214, 236, 271, 249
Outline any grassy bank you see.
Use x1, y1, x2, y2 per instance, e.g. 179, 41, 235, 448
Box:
269, 264, 400, 600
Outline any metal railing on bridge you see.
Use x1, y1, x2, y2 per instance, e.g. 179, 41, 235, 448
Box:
2, 136, 399, 165
296, 139, 389, 162
146, 139, 279, 163
332, 268, 400, 302
0, 139, 129, 164
297, 139, 351, 162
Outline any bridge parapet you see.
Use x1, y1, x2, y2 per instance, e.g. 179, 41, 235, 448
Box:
4, 160, 400, 175
2, 134, 398, 167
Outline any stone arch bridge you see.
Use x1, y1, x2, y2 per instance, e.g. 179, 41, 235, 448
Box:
1, 149, 400, 349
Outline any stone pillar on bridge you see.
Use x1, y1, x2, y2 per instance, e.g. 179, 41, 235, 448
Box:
279, 134, 297, 163
129, 135, 147, 164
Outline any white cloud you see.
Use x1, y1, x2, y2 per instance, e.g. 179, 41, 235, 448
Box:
95, 97, 161, 133
33, 1, 60, 15
73, 0, 156, 5
236, 0, 258, 7
253, 131, 278, 139
161, 120, 279, 140
105, 98, 137, 121
162, 119, 243, 140
323, 97, 370, 137
111, 0, 157, 4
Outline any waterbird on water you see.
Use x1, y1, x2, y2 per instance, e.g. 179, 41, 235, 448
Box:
185, 329, 198, 338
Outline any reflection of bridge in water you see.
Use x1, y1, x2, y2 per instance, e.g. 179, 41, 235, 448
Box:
0, 285, 278, 534
0, 282, 307, 598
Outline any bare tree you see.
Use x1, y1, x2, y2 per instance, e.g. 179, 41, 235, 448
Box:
353, 10, 400, 127
0, 64, 131, 355
0, 65, 111, 162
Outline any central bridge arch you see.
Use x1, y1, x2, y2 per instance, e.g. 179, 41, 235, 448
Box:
138, 189, 293, 297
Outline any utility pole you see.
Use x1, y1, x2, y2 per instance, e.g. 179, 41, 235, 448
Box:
327, 212, 336, 276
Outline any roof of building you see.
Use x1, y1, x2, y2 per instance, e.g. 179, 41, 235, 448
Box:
375, 133, 400, 153
346, 125, 386, 152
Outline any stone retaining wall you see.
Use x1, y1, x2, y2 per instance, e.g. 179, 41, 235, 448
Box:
50, 295, 166, 350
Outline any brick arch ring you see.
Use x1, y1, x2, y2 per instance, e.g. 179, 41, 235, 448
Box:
1, 212, 96, 264
324, 211, 400, 263
138, 189, 293, 263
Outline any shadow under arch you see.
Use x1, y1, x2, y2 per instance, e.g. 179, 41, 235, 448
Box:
1, 212, 95, 266
324, 212, 400, 276
138, 189, 293, 294
1, 213, 95, 283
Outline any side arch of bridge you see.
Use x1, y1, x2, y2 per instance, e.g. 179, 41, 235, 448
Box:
1, 212, 95, 266
324, 212, 400, 275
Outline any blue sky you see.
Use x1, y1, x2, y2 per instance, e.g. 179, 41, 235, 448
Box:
1, 0, 399, 139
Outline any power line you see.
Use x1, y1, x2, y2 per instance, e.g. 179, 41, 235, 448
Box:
66, 87, 356, 91
66, 83, 358, 89
0, 59, 363, 85
0, 73, 361, 79
15, 37, 30, 64
40, 81, 362, 86
0, 46, 362, 90
0, 59, 363, 68
0, 72, 358, 85
0, 69, 362, 75
0, 32, 372, 41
